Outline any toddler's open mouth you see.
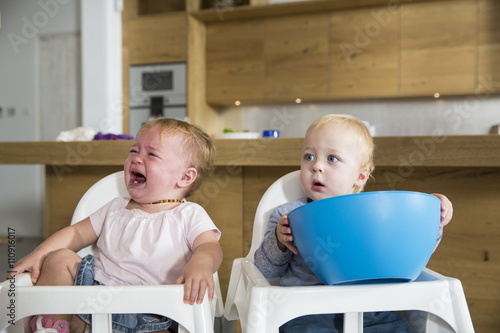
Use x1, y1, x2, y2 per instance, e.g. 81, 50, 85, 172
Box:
131, 171, 146, 184
312, 180, 325, 190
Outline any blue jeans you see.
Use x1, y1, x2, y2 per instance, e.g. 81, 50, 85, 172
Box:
75, 255, 173, 333
279, 311, 412, 333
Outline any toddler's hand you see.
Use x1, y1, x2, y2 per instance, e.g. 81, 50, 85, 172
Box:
431, 193, 453, 228
175, 258, 215, 305
8, 252, 44, 284
275, 214, 298, 255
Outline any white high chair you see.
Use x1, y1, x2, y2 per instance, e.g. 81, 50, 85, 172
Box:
0, 171, 223, 333
222, 170, 475, 333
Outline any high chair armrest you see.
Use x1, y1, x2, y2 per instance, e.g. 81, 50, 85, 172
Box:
417, 268, 446, 281
1, 284, 215, 333
223, 259, 280, 327
240, 260, 273, 288
1, 273, 33, 287
224, 258, 271, 323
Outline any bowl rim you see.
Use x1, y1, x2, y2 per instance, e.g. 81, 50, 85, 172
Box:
288, 190, 440, 217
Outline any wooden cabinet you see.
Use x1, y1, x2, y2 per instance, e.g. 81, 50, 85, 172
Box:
206, 14, 330, 105
136, 0, 185, 14
126, 13, 187, 65
477, 0, 500, 94
329, 7, 399, 98
123, 0, 188, 65
206, 14, 329, 105
204, 0, 500, 105
206, 19, 266, 105
264, 14, 329, 102
400, 1, 476, 95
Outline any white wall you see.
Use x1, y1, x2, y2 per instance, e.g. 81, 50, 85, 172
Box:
0, 0, 80, 237
81, 0, 122, 134
0, 0, 123, 238
219, 94, 500, 138
0, 0, 79, 141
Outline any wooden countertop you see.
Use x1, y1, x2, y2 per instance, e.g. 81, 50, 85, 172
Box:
0, 135, 499, 167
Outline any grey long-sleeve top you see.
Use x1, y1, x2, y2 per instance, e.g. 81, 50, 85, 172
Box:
254, 197, 324, 286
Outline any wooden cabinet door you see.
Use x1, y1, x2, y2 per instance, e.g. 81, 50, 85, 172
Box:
477, 0, 500, 94
329, 7, 399, 98
204, 0, 488, 105
206, 19, 266, 105
264, 13, 329, 102
127, 13, 187, 65
400, 1, 476, 95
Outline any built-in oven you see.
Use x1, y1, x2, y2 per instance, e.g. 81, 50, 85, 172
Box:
129, 63, 187, 136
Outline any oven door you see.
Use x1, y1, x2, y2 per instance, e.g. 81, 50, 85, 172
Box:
129, 63, 186, 108
129, 106, 187, 137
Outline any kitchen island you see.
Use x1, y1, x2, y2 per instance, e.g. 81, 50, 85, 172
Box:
1, 135, 499, 331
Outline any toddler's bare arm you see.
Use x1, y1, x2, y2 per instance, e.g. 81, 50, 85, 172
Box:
9, 218, 97, 283
176, 230, 223, 305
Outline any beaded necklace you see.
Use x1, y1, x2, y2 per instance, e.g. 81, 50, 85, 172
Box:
149, 199, 183, 205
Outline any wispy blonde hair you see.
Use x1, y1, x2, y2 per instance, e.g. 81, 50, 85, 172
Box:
305, 114, 375, 193
138, 118, 215, 197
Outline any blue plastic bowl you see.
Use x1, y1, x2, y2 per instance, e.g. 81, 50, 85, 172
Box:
287, 191, 441, 285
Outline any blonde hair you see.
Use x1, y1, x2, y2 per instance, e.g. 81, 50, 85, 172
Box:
138, 118, 215, 197
305, 114, 375, 193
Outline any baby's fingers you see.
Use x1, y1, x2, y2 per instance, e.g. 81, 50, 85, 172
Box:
177, 275, 194, 305
189, 280, 199, 305
287, 243, 299, 255
279, 214, 290, 226
205, 278, 215, 302
194, 280, 208, 305
185, 279, 206, 305
176, 275, 192, 304
439, 201, 453, 227
182, 278, 194, 304
29, 262, 44, 284
30, 267, 41, 284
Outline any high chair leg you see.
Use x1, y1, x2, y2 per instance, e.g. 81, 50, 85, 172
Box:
343, 312, 363, 333
91, 314, 112, 333
221, 318, 236, 333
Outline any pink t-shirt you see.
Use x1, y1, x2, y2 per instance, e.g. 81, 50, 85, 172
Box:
89, 197, 221, 286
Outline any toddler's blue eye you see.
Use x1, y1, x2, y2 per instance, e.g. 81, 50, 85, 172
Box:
304, 154, 314, 161
327, 155, 339, 162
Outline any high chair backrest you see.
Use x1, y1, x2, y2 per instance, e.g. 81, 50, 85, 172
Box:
70, 171, 128, 257
247, 170, 305, 259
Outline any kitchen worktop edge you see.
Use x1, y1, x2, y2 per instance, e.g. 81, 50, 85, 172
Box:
0, 136, 499, 167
